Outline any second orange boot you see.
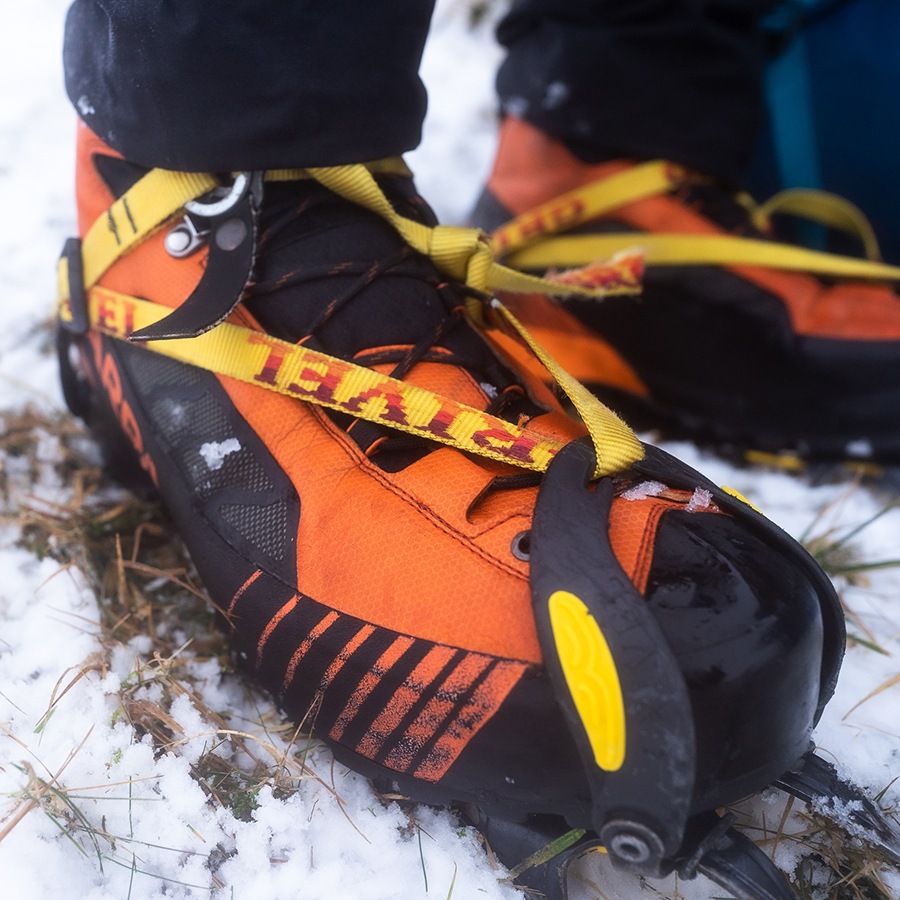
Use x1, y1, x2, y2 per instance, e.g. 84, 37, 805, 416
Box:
473, 117, 900, 466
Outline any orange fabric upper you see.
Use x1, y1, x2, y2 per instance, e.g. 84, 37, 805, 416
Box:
77, 121, 710, 667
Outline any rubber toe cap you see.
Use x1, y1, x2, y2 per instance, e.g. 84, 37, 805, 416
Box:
646, 509, 825, 809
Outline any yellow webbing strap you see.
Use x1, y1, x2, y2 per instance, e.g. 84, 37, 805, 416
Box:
72, 286, 639, 476
60, 161, 648, 478
60, 163, 643, 310
491, 300, 642, 475
267, 158, 413, 182
80, 171, 219, 291
755, 188, 881, 262
308, 164, 640, 305
59, 163, 410, 308
504, 232, 900, 281
490, 159, 900, 282
491, 160, 683, 257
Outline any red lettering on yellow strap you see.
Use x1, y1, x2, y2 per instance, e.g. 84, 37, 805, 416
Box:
83, 288, 574, 473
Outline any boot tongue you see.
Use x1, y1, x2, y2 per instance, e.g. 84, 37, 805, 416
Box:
94, 153, 150, 197
243, 178, 527, 405
94, 156, 545, 439
91, 155, 470, 361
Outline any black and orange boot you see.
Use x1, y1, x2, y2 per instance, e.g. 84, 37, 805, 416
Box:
472, 117, 900, 470
57, 122, 899, 899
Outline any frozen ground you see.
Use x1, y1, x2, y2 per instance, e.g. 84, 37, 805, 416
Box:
1, 2, 899, 899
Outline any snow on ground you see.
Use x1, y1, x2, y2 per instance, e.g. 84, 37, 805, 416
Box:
1, 2, 899, 899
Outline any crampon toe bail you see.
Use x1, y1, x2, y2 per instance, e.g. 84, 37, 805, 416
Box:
530, 439, 696, 873
631, 442, 846, 722
527, 438, 845, 890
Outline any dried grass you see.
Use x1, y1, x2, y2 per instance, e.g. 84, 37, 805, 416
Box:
3, 404, 900, 897
0, 405, 334, 884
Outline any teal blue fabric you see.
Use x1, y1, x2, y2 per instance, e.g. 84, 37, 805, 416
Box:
747, 0, 900, 262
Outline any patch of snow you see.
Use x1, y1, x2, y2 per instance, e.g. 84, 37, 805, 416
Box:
621, 479, 666, 501
685, 486, 713, 512
541, 81, 570, 110
199, 437, 241, 470
75, 94, 95, 117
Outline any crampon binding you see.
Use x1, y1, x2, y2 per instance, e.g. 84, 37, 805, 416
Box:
467, 746, 900, 899
466, 440, 900, 900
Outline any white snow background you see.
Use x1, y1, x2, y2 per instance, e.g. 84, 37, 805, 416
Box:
1, 1, 899, 898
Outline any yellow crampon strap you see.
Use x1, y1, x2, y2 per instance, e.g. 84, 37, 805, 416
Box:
754, 188, 881, 262
59, 162, 646, 478
76, 286, 640, 476
505, 232, 900, 281
491, 300, 642, 475
307, 164, 642, 318
490, 159, 900, 282
55, 164, 412, 310
57, 163, 642, 314
491, 160, 685, 258
79, 171, 220, 291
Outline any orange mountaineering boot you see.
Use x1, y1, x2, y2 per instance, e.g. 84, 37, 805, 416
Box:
56, 121, 900, 898
472, 117, 900, 468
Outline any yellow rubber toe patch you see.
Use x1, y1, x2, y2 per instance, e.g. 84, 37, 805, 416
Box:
547, 590, 625, 771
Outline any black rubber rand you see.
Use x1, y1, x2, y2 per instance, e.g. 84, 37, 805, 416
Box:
575, 265, 900, 461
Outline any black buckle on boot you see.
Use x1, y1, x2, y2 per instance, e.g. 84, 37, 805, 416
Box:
60, 237, 89, 336
129, 170, 264, 343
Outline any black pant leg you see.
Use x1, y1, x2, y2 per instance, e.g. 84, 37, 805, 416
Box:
64, 0, 436, 171
496, 0, 779, 183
